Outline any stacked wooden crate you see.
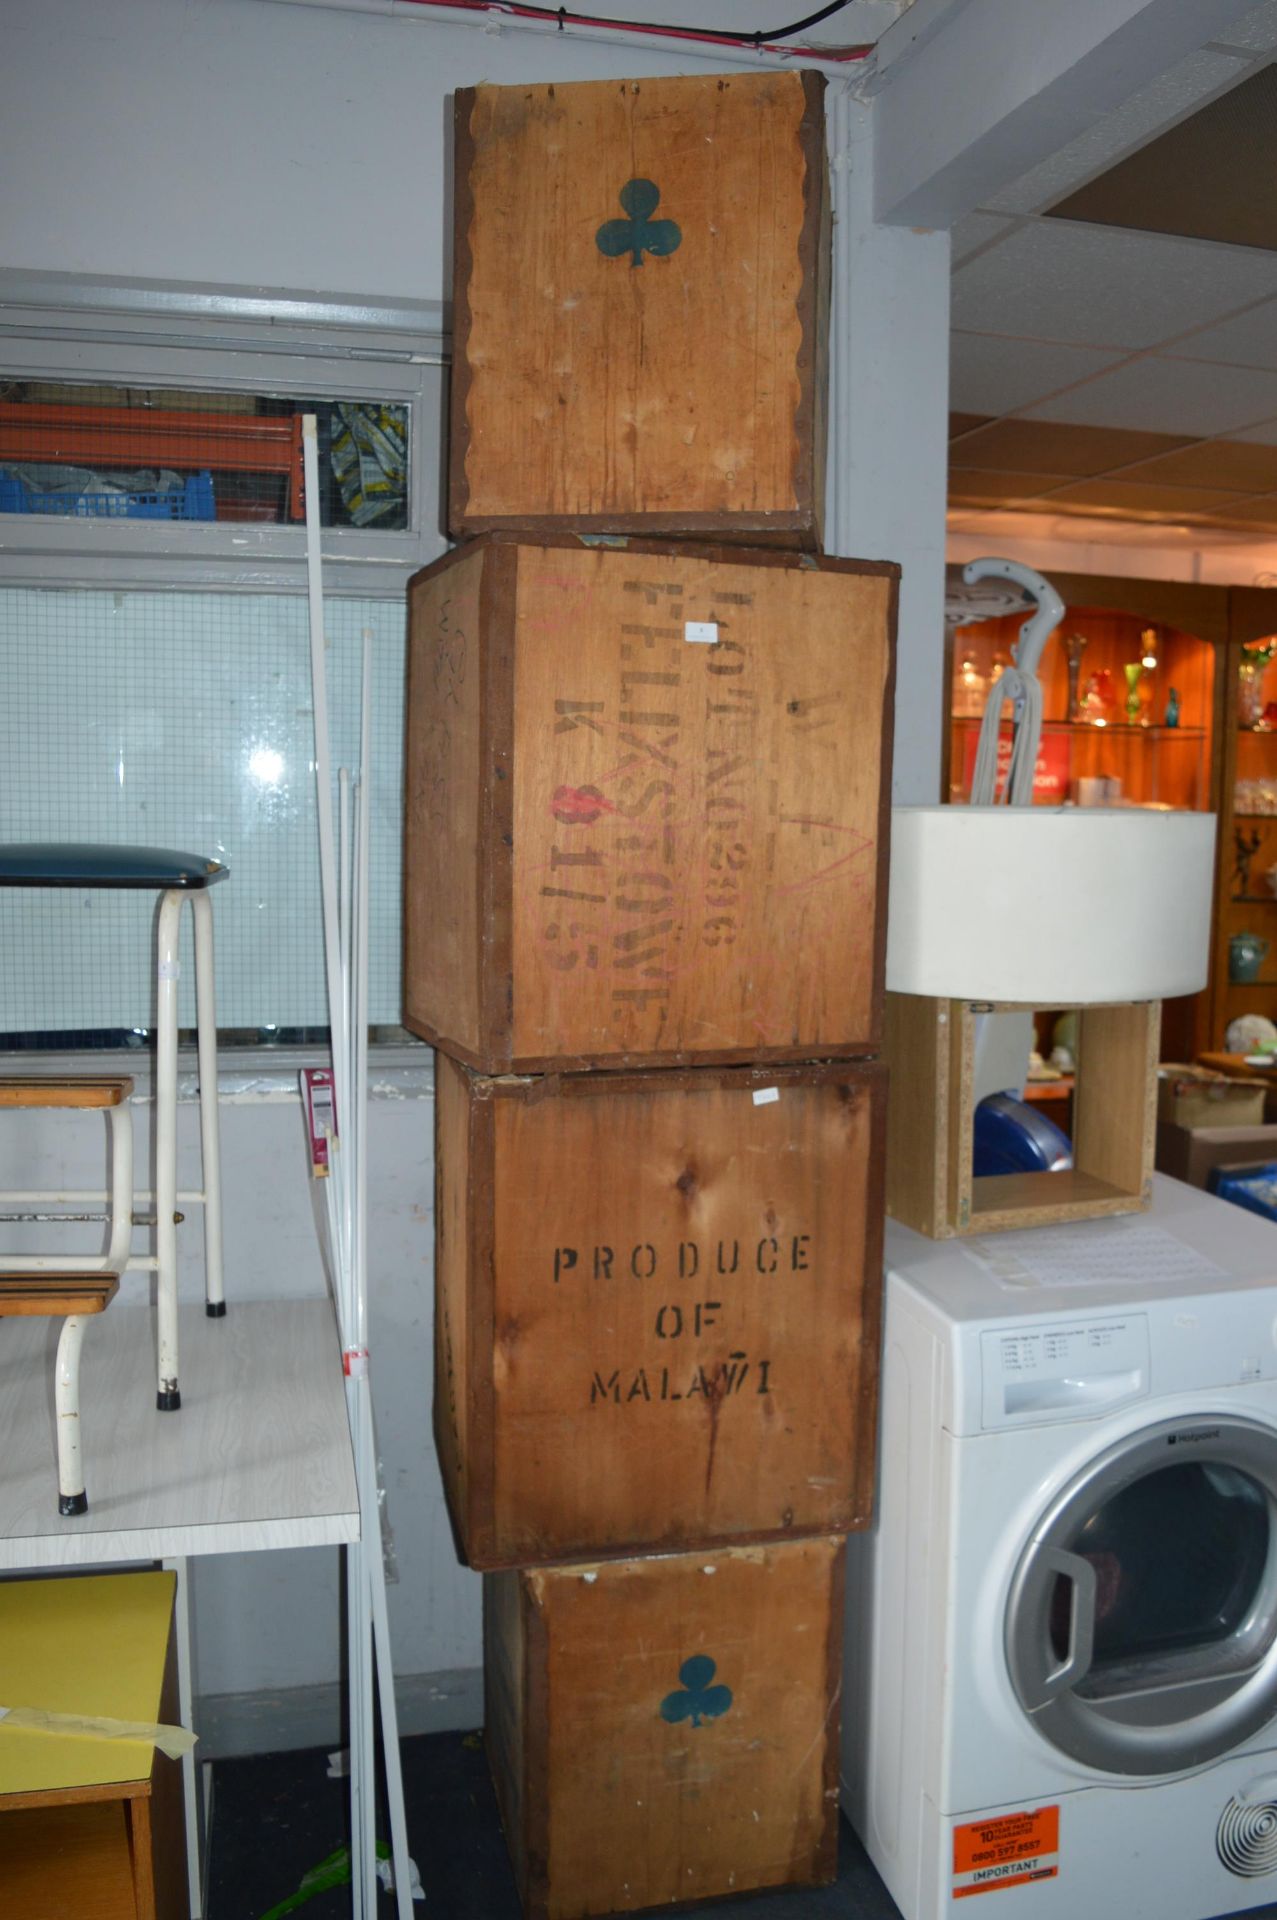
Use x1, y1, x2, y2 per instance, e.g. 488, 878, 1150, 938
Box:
405, 68, 898, 1920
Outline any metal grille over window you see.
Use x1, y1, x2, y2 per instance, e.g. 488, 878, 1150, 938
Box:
0, 385, 409, 530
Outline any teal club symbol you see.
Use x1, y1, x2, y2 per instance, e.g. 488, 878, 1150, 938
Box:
659, 1654, 733, 1729
596, 179, 682, 268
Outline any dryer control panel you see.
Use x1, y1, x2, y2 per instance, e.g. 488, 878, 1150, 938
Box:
981, 1314, 1150, 1429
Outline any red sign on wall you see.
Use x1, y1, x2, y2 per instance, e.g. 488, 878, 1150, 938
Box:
961, 728, 1070, 803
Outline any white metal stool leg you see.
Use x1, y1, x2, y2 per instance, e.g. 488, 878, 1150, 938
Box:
55, 1314, 88, 1516
105, 1100, 134, 1273
190, 890, 225, 1318
156, 889, 182, 1410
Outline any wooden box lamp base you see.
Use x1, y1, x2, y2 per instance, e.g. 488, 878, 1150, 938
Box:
884, 806, 1216, 1239
884, 993, 1159, 1238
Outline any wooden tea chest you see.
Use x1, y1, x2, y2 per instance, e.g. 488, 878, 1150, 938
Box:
404, 534, 897, 1072
450, 70, 829, 545
485, 1536, 844, 1919
434, 1054, 885, 1569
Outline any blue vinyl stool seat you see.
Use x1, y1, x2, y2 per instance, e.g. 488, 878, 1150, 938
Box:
0, 844, 228, 891
0, 842, 229, 1410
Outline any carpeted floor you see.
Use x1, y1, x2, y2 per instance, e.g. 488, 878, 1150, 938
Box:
207, 1730, 1277, 1920
206, 1728, 902, 1920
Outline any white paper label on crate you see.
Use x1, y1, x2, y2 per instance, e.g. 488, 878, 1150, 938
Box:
684, 621, 719, 645
752, 1087, 780, 1106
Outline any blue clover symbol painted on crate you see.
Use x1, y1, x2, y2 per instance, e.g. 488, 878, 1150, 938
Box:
660, 1655, 733, 1729
596, 179, 682, 268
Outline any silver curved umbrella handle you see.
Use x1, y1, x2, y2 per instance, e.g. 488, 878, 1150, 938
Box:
962, 556, 1065, 681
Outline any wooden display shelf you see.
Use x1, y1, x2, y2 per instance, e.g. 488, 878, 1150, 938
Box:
883, 993, 1158, 1239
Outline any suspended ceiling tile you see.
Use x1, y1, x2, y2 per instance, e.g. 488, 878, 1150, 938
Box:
1025, 356, 1277, 437
951, 220, 1277, 350
949, 412, 993, 439
950, 331, 1124, 416
1049, 66, 1277, 251
1170, 300, 1277, 371
1227, 418, 1277, 446
951, 418, 1193, 476
1211, 0, 1277, 51
982, 50, 1250, 216
950, 211, 1018, 266
948, 468, 1072, 504
1123, 440, 1277, 490
1228, 420, 1277, 449
1045, 479, 1252, 515
1220, 496, 1277, 527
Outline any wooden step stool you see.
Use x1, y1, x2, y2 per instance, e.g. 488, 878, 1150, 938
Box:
0, 1076, 133, 1514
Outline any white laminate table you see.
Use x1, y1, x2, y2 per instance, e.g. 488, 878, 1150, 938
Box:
0, 1298, 360, 1915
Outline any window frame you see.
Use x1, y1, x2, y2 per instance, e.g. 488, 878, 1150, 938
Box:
0, 271, 450, 598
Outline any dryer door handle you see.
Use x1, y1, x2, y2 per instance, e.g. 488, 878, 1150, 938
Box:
1028, 1547, 1097, 1708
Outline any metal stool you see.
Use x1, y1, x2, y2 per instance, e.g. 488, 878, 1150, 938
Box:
0, 1075, 132, 1514
0, 843, 229, 1409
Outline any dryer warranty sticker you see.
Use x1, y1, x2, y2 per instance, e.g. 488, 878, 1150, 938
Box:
953, 1806, 1059, 1899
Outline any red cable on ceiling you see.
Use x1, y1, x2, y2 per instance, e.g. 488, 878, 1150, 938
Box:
394, 0, 874, 61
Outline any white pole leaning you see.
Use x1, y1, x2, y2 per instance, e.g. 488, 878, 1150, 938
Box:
302, 421, 416, 1918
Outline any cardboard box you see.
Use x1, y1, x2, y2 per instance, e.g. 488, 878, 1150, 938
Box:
1157, 1064, 1266, 1130
1155, 1120, 1277, 1190
435, 1055, 885, 1569
485, 1537, 843, 1918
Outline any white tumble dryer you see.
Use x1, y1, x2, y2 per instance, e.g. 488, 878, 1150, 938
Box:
842, 1174, 1277, 1920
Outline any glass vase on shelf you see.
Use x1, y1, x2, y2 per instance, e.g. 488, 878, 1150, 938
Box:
1064, 632, 1089, 722
1239, 638, 1277, 729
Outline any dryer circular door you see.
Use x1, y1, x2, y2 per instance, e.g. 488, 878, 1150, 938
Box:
1006, 1413, 1277, 1776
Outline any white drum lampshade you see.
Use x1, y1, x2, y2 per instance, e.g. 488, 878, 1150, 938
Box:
886, 807, 1217, 1005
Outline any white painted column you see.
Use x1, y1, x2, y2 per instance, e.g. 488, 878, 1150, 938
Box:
825, 81, 952, 806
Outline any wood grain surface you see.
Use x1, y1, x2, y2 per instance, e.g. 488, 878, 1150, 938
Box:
435, 1056, 885, 1568
485, 1537, 843, 1918
0, 1078, 133, 1108
884, 992, 1158, 1238
451, 71, 827, 543
404, 536, 897, 1071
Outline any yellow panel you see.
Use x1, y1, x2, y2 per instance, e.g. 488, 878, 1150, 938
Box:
0, 1570, 174, 1795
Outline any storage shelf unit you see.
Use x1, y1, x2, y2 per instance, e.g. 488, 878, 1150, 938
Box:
0, 401, 305, 521
1216, 588, 1277, 1049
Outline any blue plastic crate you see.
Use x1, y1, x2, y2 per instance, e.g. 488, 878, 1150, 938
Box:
0, 468, 215, 521
1208, 1161, 1277, 1224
